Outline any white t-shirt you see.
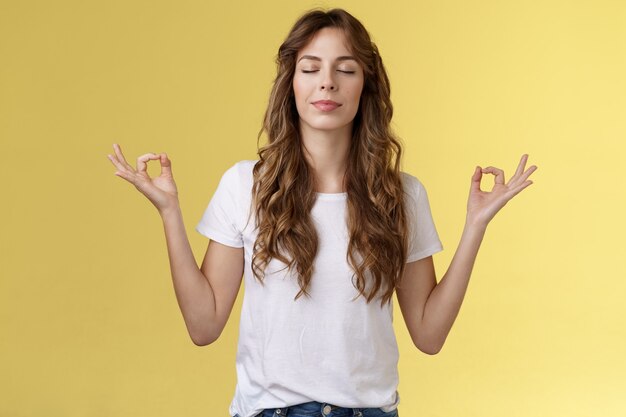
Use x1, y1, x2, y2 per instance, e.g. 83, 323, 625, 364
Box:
195, 160, 443, 417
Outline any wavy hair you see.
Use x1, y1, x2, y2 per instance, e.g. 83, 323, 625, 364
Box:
251, 8, 409, 308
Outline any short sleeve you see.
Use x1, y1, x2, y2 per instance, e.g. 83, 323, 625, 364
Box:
195, 162, 244, 248
404, 174, 444, 262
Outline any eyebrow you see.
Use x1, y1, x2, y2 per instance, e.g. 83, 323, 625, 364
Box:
297, 55, 358, 63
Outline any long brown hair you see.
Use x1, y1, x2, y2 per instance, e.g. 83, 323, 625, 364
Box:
251, 8, 409, 308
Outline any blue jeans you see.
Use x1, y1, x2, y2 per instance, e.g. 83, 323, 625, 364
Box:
234, 401, 399, 417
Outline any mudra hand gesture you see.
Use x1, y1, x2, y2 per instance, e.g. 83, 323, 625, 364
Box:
106, 143, 179, 214
467, 154, 537, 228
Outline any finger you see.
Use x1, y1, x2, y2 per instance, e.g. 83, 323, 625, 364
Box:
113, 143, 135, 171
481, 166, 505, 185
107, 153, 138, 184
522, 165, 538, 181
107, 152, 133, 174
510, 154, 539, 188
506, 179, 534, 199
470, 166, 483, 192
510, 154, 528, 183
136, 153, 160, 173
159, 153, 173, 176
106, 156, 136, 184
513, 164, 538, 187
113, 169, 134, 183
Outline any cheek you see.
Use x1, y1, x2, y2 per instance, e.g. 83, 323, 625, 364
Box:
347, 88, 363, 106
348, 79, 364, 103
292, 78, 309, 117
292, 77, 307, 101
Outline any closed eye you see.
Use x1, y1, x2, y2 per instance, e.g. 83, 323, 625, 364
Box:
301, 70, 356, 74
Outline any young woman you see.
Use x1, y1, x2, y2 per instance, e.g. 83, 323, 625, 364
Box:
107, 8, 537, 417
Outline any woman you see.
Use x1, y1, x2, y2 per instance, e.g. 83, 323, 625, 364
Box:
107, 8, 537, 417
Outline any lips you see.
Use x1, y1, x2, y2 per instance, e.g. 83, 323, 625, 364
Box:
312, 100, 341, 111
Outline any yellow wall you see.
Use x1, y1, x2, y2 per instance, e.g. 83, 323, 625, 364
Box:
1, 0, 624, 416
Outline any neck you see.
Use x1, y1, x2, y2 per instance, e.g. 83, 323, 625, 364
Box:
299, 121, 352, 193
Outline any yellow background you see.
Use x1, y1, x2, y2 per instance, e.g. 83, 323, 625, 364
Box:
1, 0, 624, 416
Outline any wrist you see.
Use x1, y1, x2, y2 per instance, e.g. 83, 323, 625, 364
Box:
464, 216, 488, 233
159, 203, 181, 219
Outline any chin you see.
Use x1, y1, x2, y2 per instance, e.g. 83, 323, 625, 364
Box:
301, 118, 353, 132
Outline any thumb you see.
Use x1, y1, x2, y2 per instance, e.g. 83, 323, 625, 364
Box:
160, 153, 173, 176
470, 166, 482, 192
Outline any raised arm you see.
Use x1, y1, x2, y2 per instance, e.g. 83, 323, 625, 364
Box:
397, 154, 537, 354
107, 144, 243, 346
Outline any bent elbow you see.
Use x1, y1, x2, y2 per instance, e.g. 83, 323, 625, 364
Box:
416, 340, 442, 355
191, 337, 210, 347
190, 330, 219, 347
420, 346, 441, 355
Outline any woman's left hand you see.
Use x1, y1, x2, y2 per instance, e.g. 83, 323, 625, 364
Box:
466, 154, 537, 228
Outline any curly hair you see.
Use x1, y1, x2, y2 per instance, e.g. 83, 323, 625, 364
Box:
250, 8, 409, 308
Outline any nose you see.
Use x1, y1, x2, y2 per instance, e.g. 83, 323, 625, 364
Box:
319, 69, 336, 91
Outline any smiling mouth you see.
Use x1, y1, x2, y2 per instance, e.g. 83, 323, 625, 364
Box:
312, 102, 341, 111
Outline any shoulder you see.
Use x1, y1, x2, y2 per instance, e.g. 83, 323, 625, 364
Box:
216, 160, 258, 206
224, 159, 258, 177
400, 171, 426, 200
220, 159, 259, 186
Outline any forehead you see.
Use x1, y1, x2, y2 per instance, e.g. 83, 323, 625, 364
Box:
296, 27, 354, 59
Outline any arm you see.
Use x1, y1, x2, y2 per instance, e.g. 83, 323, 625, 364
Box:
397, 154, 537, 354
397, 222, 485, 355
107, 144, 243, 347
161, 206, 244, 346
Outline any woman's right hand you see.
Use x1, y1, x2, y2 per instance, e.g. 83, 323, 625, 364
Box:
107, 143, 180, 214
